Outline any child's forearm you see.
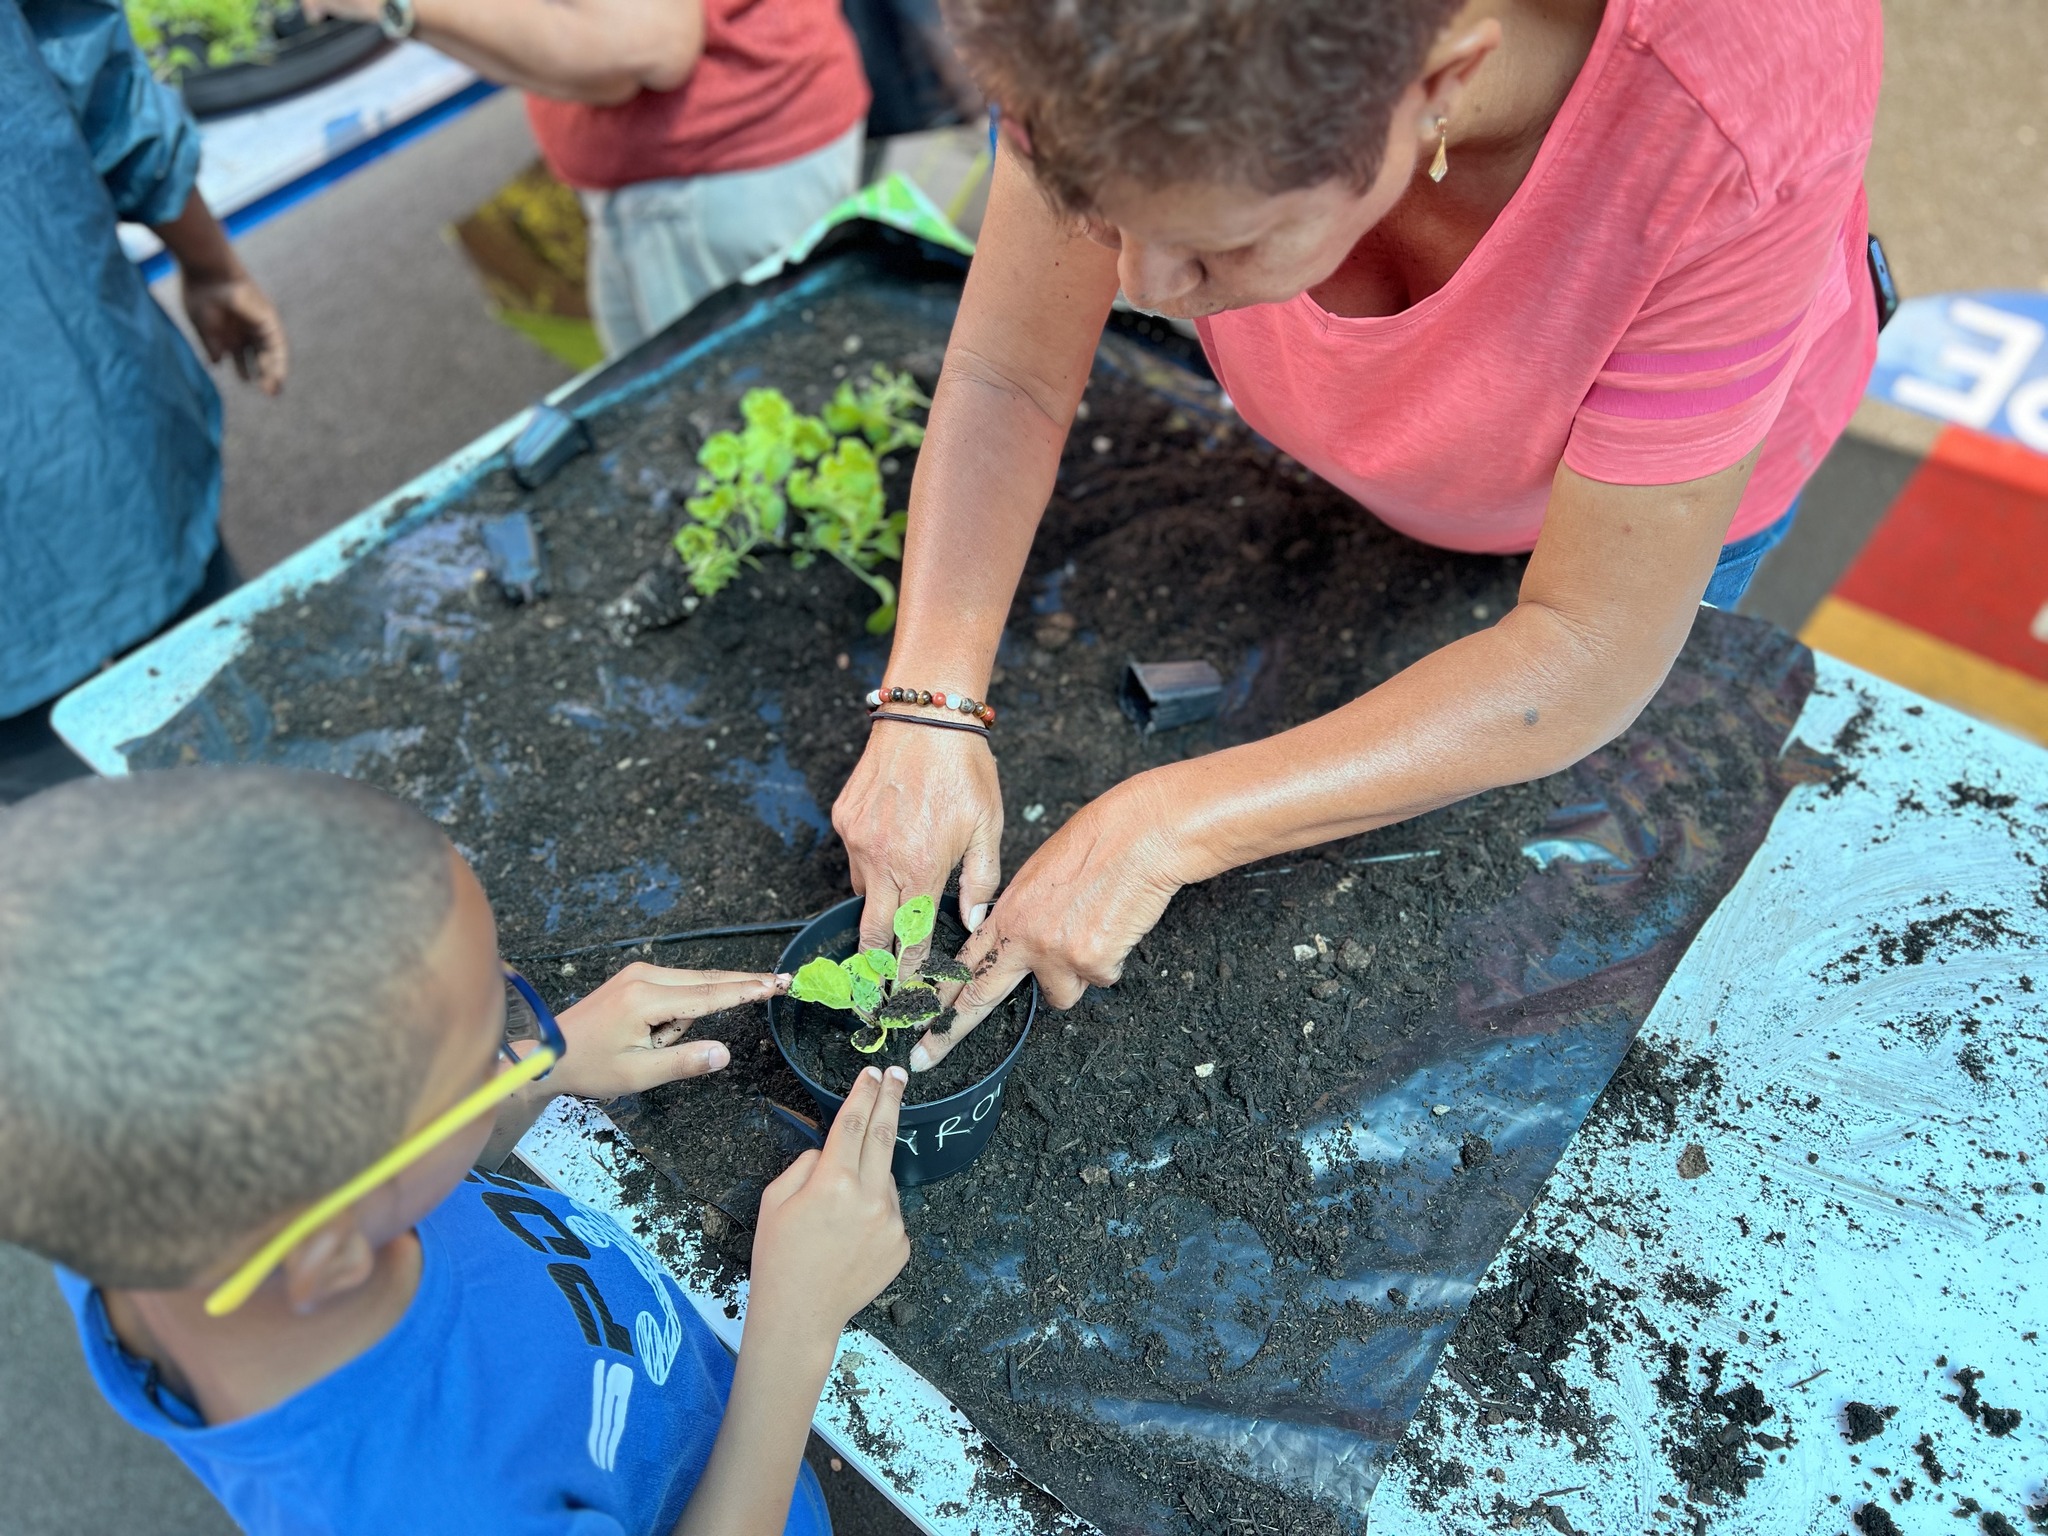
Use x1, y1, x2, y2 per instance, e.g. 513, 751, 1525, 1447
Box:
149, 189, 241, 284
671, 1304, 839, 1536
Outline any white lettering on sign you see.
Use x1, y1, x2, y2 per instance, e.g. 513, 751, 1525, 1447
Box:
2006, 375, 2048, 454
934, 1114, 968, 1146
972, 1089, 1000, 1123
897, 1130, 918, 1156
1892, 298, 2044, 429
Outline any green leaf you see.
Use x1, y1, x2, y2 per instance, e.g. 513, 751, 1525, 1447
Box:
851, 973, 883, 1018
864, 600, 898, 635
685, 484, 737, 528
789, 416, 834, 461
849, 1024, 889, 1054
739, 388, 796, 438
893, 896, 936, 948
920, 955, 971, 985
673, 523, 718, 559
861, 947, 899, 982
821, 382, 864, 436
844, 951, 883, 984
697, 432, 743, 482
686, 548, 742, 597
789, 956, 854, 1011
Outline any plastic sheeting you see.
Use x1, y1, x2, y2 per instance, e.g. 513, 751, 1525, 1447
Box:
89, 229, 1819, 1531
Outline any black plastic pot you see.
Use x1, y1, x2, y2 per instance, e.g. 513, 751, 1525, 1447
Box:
767, 895, 1033, 1187
179, 17, 386, 120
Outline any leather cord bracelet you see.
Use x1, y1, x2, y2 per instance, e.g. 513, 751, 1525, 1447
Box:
868, 711, 992, 740
865, 686, 996, 728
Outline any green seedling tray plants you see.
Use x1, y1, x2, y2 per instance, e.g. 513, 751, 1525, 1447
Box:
603, 367, 927, 643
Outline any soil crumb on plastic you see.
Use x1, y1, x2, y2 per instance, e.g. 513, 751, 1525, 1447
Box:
1854, 1502, 1903, 1536
1842, 1400, 1893, 1443
1950, 1366, 2023, 1436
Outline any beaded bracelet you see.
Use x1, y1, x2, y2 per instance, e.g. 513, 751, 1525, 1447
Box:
864, 686, 997, 728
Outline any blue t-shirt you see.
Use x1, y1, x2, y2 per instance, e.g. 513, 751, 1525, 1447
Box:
58, 1171, 829, 1536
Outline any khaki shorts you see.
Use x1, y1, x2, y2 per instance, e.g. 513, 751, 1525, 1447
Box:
580, 123, 865, 356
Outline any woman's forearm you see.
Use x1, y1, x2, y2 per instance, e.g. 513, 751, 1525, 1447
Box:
887, 148, 1120, 689
1152, 456, 1756, 881
1153, 600, 1670, 880
411, 0, 702, 103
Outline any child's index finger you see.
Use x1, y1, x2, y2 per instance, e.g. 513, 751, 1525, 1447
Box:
864, 1067, 908, 1185
826, 1066, 883, 1172
626, 972, 787, 1023
627, 966, 786, 988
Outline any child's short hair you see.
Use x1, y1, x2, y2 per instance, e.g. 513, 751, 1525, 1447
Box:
0, 769, 455, 1288
942, 0, 1463, 215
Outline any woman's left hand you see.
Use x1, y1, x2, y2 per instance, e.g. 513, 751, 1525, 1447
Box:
910, 773, 1191, 1072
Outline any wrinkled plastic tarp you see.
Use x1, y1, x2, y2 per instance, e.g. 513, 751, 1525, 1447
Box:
0, 0, 219, 715
105, 238, 1815, 1533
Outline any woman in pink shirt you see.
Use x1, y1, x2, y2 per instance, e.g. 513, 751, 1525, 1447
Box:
837, 0, 1884, 1066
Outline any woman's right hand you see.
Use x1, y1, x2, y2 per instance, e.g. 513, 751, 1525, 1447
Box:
832, 719, 1005, 954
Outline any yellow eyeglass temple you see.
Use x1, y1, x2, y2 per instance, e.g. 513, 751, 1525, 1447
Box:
203, 1044, 558, 1318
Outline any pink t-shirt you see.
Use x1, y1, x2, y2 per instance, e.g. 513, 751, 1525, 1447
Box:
1195, 0, 1882, 553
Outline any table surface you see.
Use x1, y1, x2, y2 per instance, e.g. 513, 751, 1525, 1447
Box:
52, 267, 2046, 1531
516, 662, 2048, 1534
118, 43, 482, 265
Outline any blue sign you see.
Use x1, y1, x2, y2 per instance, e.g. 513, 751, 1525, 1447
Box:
1869, 290, 2048, 452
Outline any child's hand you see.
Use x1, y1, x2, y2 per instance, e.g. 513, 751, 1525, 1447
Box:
748, 1067, 911, 1344
549, 963, 788, 1100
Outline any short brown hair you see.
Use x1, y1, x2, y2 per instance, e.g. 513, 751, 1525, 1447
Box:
0, 769, 452, 1288
941, 0, 1464, 213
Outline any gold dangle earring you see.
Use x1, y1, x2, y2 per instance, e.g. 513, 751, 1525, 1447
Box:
1429, 117, 1449, 183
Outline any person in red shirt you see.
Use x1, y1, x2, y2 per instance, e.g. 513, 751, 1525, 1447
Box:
307, 0, 871, 353
831, 0, 1884, 1069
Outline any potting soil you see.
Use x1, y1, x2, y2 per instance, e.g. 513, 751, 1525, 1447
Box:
118, 253, 1815, 1533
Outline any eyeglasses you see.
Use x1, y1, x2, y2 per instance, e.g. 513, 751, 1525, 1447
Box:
204, 967, 566, 1317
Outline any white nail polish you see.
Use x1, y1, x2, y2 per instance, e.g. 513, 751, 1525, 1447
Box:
967, 903, 992, 932
908, 1043, 931, 1072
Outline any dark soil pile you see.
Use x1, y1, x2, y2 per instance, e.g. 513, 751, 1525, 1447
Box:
124, 275, 1810, 1534
1438, 1246, 1636, 1456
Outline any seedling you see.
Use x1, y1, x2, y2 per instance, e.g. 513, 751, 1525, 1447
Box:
673, 367, 927, 633
789, 896, 972, 1053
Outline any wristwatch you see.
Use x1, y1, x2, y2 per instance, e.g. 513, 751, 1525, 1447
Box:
378, 0, 416, 39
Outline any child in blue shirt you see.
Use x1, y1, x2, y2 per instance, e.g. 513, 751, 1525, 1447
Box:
0, 767, 911, 1536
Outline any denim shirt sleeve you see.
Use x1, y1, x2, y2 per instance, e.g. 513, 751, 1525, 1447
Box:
24, 0, 201, 225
